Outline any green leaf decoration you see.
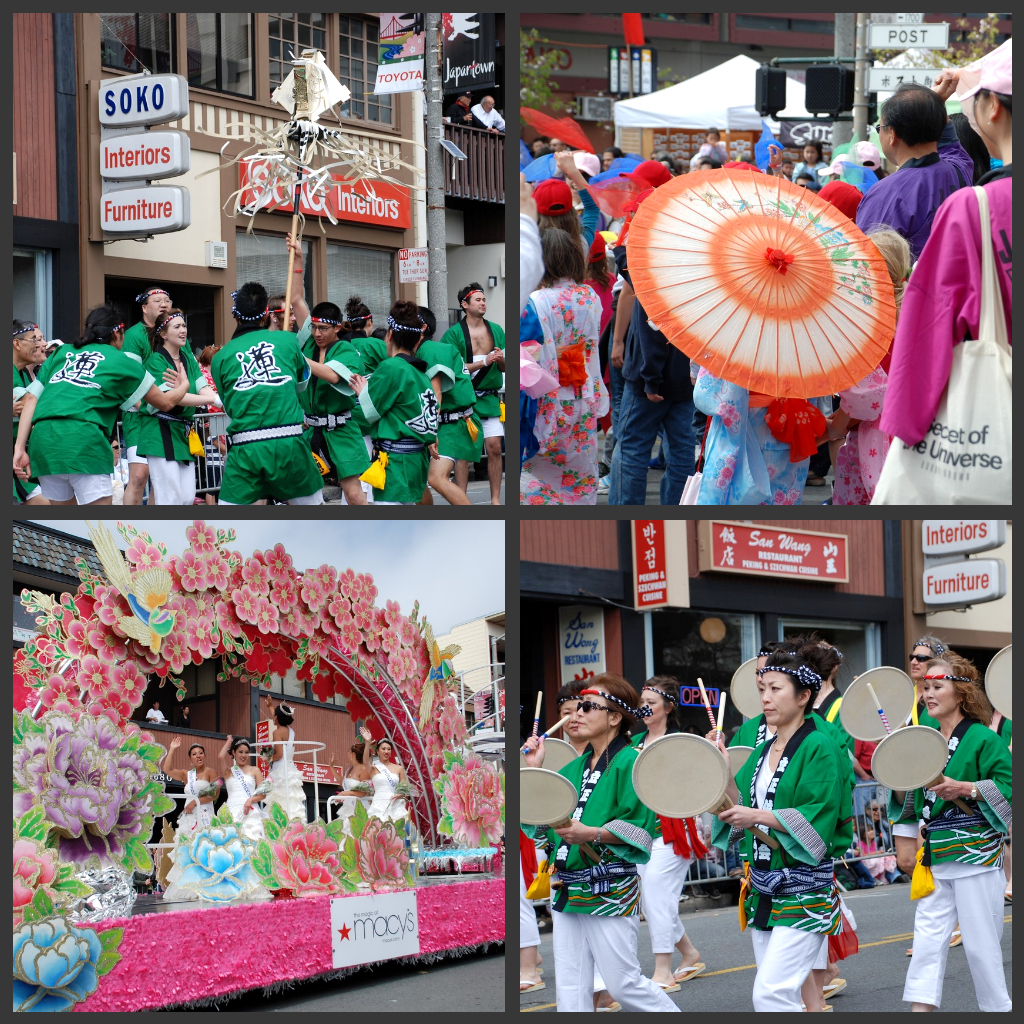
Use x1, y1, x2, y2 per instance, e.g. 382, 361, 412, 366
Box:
264, 820, 281, 842
21, 902, 41, 924
152, 794, 175, 817
341, 871, 361, 891
16, 806, 50, 842
350, 800, 368, 840
96, 950, 122, 976
53, 877, 93, 898
137, 743, 164, 762
270, 802, 289, 830
213, 807, 235, 826
438, 814, 454, 836
31, 886, 55, 917
98, 927, 123, 954
325, 819, 345, 843
14, 710, 25, 746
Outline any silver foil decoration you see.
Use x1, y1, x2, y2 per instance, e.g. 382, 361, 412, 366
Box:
66, 863, 137, 923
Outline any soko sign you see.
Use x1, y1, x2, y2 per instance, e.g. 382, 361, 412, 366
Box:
98, 73, 190, 128
239, 158, 412, 229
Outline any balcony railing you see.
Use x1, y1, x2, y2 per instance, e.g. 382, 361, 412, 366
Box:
443, 123, 505, 204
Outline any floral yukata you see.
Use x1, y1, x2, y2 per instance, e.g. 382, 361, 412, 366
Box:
520, 280, 608, 504
693, 368, 829, 505
833, 365, 891, 505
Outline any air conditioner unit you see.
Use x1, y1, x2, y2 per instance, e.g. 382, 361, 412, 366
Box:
578, 96, 614, 121
205, 240, 227, 269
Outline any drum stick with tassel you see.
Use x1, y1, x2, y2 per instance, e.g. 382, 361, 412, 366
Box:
866, 682, 892, 735
521, 715, 571, 754
696, 677, 719, 733
532, 692, 543, 738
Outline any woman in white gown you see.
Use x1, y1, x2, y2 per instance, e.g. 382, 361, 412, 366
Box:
368, 737, 408, 822
159, 737, 221, 901
261, 695, 307, 823
217, 735, 271, 841
329, 725, 375, 833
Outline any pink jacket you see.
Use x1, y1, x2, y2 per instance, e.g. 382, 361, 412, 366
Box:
880, 177, 1012, 445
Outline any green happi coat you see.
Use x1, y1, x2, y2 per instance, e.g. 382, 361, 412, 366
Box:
25, 343, 154, 477
714, 715, 846, 933
134, 346, 207, 463
299, 336, 370, 479
346, 333, 388, 438
13, 362, 39, 499
357, 354, 438, 503
523, 738, 656, 916
211, 328, 322, 504
120, 320, 154, 448
440, 319, 505, 420
887, 720, 1012, 868
417, 339, 482, 463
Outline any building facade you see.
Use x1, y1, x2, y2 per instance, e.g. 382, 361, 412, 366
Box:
13, 12, 505, 348
520, 519, 1011, 740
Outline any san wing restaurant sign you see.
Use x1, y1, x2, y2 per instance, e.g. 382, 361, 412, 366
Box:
698, 522, 849, 583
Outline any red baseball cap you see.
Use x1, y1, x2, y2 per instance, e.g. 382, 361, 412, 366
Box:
588, 235, 607, 263
818, 181, 863, 221
533, 178, 574, 216
621, 159, 672, 190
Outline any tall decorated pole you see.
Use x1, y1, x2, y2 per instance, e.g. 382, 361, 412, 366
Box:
282, 60, 310, 320
425, 13, 450, 333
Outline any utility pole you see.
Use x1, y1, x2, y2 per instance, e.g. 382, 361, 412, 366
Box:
832, 12, 856, 148
424, 12, 450, 334
853, 12, 870, 143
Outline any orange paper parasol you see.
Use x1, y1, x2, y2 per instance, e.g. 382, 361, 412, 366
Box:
627, 168, 897, 398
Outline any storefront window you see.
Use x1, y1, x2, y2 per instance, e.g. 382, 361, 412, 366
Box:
777, 618, 881, 682
338, 15, 392, 124
650, 610, 758, 734
13, 248, 53, 342
100, 13, 174, 74
325, 244, 393, 324
186, 14, 253, 97
236, 230, 311, 305
267, 665, 309, 701
268, 14, 326, 90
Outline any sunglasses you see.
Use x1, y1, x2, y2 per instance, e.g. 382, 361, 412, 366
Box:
576, 700, 612, 714
908, 653, 932, 663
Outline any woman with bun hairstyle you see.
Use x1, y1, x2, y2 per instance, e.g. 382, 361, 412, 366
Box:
711, 644, 850, 1011
260, 693, 307, 823
14, 303, 190, 505
349, 299, 439, 504
135, 308, 220, 504
633, 677, 707, 991
895, 653, 1011, 1012
522, 673, 679, 1012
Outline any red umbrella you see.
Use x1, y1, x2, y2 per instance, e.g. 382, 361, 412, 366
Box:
520, 107, 595, 154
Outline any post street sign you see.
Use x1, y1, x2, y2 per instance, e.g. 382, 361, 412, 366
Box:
868, 22, 950, 50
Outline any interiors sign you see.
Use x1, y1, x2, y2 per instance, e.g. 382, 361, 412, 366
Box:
698, 522, 849, 583
330, 891, 420, 968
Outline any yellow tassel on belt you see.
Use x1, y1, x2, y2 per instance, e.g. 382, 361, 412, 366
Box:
738, 861, 750, 931
910, 845, 935, 900
359, 450, 388, 489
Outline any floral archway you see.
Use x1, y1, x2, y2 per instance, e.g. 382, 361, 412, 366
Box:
14, 520, 498, 850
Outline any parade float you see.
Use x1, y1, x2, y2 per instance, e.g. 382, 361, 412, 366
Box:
12, 521, 504, 1011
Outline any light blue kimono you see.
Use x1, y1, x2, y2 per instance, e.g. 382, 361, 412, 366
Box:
693, 368, 829, 505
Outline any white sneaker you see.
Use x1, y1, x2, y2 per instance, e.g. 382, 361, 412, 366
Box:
597, 474, 610, 494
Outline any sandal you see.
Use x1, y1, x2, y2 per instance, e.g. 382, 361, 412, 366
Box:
520, 979, 545, 994
1004, 889, 1012, 904
823, 978, 847, 998
949, 929, 962, 948
596, 1001, 621, 1012
673, 962, 706, 983
906, 948, 913, 957
654, 980, 681, 993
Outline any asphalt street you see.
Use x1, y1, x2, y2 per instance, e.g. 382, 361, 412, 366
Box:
520, 885, 1012, 1012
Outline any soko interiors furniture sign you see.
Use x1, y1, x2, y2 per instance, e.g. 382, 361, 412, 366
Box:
558, 605, 605, 685
330, 891, 420, 968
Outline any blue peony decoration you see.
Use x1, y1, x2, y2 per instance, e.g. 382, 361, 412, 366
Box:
12, 899, 122, 1013
176, 809, 264, 903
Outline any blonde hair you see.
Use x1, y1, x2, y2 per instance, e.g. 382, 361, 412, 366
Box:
868, 228, 912, 313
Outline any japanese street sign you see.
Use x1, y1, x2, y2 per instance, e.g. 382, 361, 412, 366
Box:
868, 67, 943, 92
868, 22, 950, 50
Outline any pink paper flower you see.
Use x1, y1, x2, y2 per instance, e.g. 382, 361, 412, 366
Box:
241, 557, 271, 597
125, 538, 165, 570
338, 568, 358, 599
382, 599, 401, 627
271, 578, 299, 611
253, 597, 280, 636
174, 549, 208, 592
437, 694, 467, 748
35, 673, 81, 710
264, 543, 294, 583
185, 619, 217, 659
86, 622, 129, 664
352, 599, 374, 633
232, 585, 261, 626
76, 655, 110, 697
87, 691, 132, 726
216, 598, 245, 639
399, 619, 420, 649
440, 754, 504, 847
186, 520, 218, 554
358, 573, 377, 603
109, 661, 148, 706
307, 632, 332, 659
356, 818, 410, 891
64, 619, 91, 660
380, 626, 400, 655
13, 838, 59, 926
326, 594, 352, 631
340, 620, 363, 652
162, 631, 191, 676
201, 552, 230, 592
299, 573, 326, 612
271, 820, 344, 897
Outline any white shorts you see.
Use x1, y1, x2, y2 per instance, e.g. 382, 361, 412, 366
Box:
374, 500, 414, 505
15, 483, 43, 502
125, 445, 149, 466
147, 456, 197, 505
893, 822, 922, 839
481, 416, 504, 439
219, 490, 324, 506
38, 473, 113, 504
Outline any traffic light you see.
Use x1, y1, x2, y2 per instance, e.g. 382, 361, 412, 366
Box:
805, 64, 855, 117
756, 65, 787, 118
866, 93, 878, 127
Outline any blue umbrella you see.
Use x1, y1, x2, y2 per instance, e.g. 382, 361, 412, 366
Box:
754, 120, 779, 172
588, 157, 643, 184
522, 153, 558, 183
520, 139, 533, 169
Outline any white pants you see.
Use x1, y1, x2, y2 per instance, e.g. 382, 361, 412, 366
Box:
38, 473, 112, 504
520, 865, 540, 948
339, 436, 374, 503
552, 910, 680, 1012
637, 836, 690, 953
903, 863, 1011, 1011
481, 415, 504, 438
750, 927, 826, 1011
146, 456, 196, 505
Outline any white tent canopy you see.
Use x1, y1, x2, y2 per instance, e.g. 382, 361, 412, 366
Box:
614, 54, 812, 131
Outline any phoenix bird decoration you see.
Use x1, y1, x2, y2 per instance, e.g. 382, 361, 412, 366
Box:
86, 522, 176, 654
419, 620, 461, 724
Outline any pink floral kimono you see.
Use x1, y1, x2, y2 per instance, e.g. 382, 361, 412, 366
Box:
833, 366, 891, 505
520, 280, 607, 504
